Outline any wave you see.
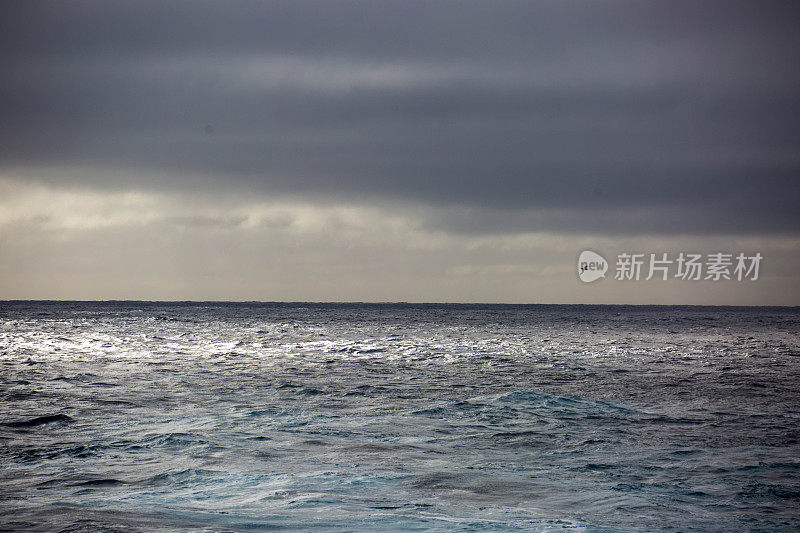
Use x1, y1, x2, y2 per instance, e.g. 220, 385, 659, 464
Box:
3, 413, 73, 428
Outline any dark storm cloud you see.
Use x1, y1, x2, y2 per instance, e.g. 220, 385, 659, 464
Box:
2, 0, 800, 234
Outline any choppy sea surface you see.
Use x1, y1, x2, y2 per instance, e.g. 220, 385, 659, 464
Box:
1, 302, 799, 532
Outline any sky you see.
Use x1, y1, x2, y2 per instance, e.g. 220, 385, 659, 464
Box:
1, 0, 799, 304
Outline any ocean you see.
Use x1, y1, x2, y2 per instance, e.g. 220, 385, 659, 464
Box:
1, 302, 799, 531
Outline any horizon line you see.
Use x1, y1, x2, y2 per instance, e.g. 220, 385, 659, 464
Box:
0, 299, 797, 308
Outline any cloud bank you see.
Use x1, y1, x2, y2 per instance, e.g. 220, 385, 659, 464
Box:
1, 1, 799, 302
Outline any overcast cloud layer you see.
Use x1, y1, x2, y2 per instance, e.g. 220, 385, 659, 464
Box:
1, 1, 799, 302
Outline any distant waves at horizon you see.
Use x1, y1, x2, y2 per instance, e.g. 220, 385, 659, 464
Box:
1, 303, 799, 531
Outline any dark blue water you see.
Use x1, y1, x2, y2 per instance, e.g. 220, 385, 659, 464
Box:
1, 303, 799, 531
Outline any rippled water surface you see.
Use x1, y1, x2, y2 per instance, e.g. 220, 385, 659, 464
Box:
1, 302, 799, 531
